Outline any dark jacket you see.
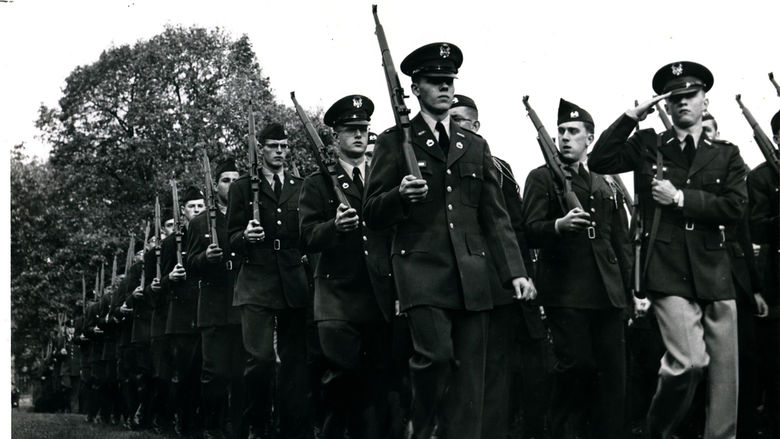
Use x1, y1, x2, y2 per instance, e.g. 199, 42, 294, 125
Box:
159, 228, 199, 335
747, 162, 779, 306
589, 114, 747, 300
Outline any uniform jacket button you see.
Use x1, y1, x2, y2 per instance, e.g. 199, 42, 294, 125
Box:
400, 250, 406, 255
446, 169, 452, 175
446, 186, 452, 192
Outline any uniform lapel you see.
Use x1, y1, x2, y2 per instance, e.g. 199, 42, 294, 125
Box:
336, 164, 363, 203
278, 174, 299, 204
687, 137, 718, 177
411, 114, 446, 163
260, 176, 277, 201
446, 121, 470, 167
658, 130, 689, 170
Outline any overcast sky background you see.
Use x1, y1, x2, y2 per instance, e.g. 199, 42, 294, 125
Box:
1, 0, 778, 412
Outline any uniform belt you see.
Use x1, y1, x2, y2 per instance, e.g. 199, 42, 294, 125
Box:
255, 238, 288, 251
660, 218, 720, 232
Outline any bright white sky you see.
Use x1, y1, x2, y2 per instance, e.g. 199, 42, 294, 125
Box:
0, 0, 778, 419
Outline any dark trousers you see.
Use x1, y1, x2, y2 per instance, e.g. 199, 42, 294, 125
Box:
405, 306, 488, 439
736, 299, 760, 439
756, 317, 780, 438
149, 336, 173, 429
389, 315, 413, 439
169, 333, 202, 433
317, 319, 391, 439
240, 304, 310, 438
128, 343, 152, 427
200, 324, 246, 437
482, 304, 513, 439
626, 312, 665, 435
546, 307, 626, 439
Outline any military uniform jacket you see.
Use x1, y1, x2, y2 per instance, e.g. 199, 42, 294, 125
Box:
143, 242, 168, 339
725, 207, 760, 308
227, 173, 308, 309
523, 164, 632, 309
363, 113, 527, 312
159, 229, 199, 335
748, 162, 779, 306
126, 259, 152, 344
299, 165, 394, 323
186, 209, 240, 327
589, 114, 747, 300
110, 274, 133, 347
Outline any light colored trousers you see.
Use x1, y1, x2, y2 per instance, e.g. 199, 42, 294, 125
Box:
647, 295, 738, 439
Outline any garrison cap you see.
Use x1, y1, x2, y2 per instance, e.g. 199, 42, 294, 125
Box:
451, 94, 477, 111
702, 111, 715, 122
215, 158, 238, 178
368, 132, 377, 145
258, 123, 288, 143
324, 95, 374, 127
652, 61, 713, 96
771, 109, 780, 136
181, 186, 204, 204
401, 42, 462, 78
557, 98, 594, 126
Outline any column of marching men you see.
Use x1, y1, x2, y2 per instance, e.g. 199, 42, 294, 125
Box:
29, 40, 780, 439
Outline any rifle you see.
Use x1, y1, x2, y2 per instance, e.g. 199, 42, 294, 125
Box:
654, 103, 673, 130
81, 274, 86, 317
202, 150, 219, 247
521, 95, 582, 212
170, 179, 184, 266
770, 72, 780, 97
93, 269, 99, 301
608, 174, 641, 294
371, 5, 422, 179
290, 159, 302, 179
247, 103, 263, 224
124, 234, 136, 277
290, 91, 351, 208
154, 196, 162, 280
736, 94, 779, 174
139, 221, 150, 288
99, 262, 105, 298
110, 254, 118, 288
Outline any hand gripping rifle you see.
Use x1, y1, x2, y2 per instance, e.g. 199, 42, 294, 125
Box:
154, 196, 162, 280
522, 95, 582, 212
202, 150, 219, 247
247, 103, 263, 225
736, 94, 779, 174
372, 5, 421, 179
170, 179, 184, 266
290, 91, 351, 208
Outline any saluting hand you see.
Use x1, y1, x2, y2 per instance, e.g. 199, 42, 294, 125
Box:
651, 179, 678, 205
556, 208, 591, 233
513, 277, 537, 301
626, 92, 672, 122
335, 203, 359, 232
205, 243, 223, 263
169, 264, 187, 282
399, 175, 428, 203
244, 219, 265, 243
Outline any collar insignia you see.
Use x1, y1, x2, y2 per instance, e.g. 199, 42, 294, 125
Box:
455, 141, 463, 149
426, 139, 435, 147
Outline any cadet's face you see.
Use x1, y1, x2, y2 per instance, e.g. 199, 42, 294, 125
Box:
413, 76, 455, 116
181, 199, 205, 221
365, 144, 375, 166
557, 121, 592, 164
702, 120, 718, 140
449, 106, 479, 132
665, 90, 708, 129
216, 171, 239, 204
163, 219, 175, 237
262, 140, 289, 171
334, 125, 368, 160
134, 249, 144, 263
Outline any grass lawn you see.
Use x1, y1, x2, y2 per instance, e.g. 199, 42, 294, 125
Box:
11, 409, 166, 439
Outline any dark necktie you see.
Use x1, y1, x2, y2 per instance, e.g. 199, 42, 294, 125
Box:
435, 121, 449, 156
273, 174, 282, 200
352, 167, 364, 195
683, 135, 696, 166
578, 163, 591, 187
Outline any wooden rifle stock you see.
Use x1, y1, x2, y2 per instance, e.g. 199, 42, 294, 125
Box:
202, 150, 219, 246
170, 179, 183, 266
139, 221, 150, 288
372, 5, 421, 179
736, 94, 779, 173
521, 95, 582, 212
81, 274, 86, 317
154, 196, 162, 280
247, 103, 263, 224
290, 92, 351, 208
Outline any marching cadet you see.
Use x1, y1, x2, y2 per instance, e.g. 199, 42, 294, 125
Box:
747, 109, 780, 439
523, 99, 632, 439
159, 186, 205, 436
449, 94, 547, 439
366, 131, 378, 165
299, 95, 395, 439
589, 61, 747, 439
127, 241, 154, 430
185, 158, 245, 439
363, 42, 535, 439
112, 269, 137, 429
227, 123, 310, 439
145, 205, 175, 433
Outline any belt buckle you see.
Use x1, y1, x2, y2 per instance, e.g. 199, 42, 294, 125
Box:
685, 221, 694, 231
273, 239, 281, 251
587, 226, 596, 239
225, 260, 233, 271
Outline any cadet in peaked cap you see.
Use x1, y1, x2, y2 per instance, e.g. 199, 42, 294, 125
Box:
323, 95, 374, 127
400, 42, 462, 78
652, 61, 713, 96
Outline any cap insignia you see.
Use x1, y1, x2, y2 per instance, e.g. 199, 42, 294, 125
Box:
570, 111, 579, 118
452, 96, 459, 104
440, 44, 451, 58
671, 63, 683, 76
353, 97, 363, 108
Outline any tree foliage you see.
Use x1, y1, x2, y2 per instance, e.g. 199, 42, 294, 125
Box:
13, 25, 334, 375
